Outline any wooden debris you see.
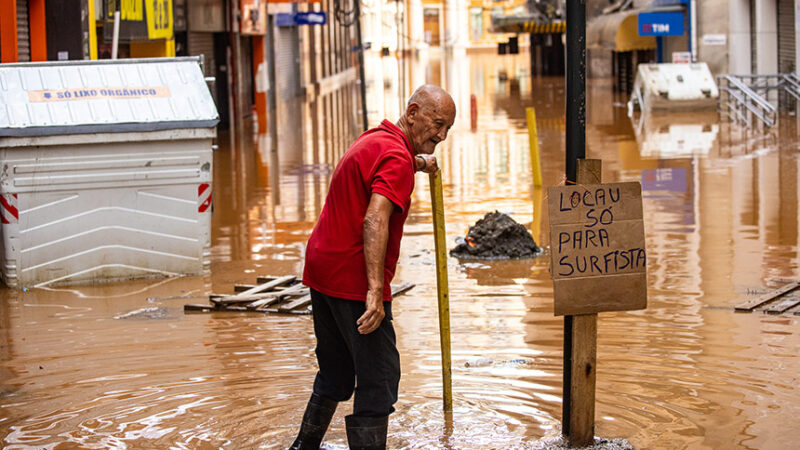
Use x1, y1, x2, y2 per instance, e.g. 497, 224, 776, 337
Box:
735, 281, 800, 315
183, 276, 415, 316
764, 296, 800, 314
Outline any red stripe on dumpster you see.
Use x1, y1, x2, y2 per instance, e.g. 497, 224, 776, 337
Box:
198, 183, 212, 213
0, 194, 18, 224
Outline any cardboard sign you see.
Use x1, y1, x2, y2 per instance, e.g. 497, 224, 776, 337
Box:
548, 182, 647, 316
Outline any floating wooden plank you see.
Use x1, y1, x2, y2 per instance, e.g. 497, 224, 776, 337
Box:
277, 294, 312, 312
248, 296, 286, 310
184, 304, 215, 312
734, 282, 800, 311
237, 275, 296, 297
763, 296, 800, 314
392, 283, 415, 297
184, 277, 415, 316
210, 293, 281, 304
212, 284, 307, 305
235, 283, 295, 292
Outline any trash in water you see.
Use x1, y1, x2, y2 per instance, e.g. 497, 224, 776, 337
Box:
464, 357, 531, 368
114, 307, 169, 320
465, 357, 493, 367
450, 211, 540, 259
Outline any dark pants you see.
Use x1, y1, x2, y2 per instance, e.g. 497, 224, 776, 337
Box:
310, 288, 401, 417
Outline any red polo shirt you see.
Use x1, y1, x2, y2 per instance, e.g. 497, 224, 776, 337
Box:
303, 120, 416, 301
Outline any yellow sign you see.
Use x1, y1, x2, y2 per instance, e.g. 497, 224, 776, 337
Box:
146, 0, 174, 40
120, 0, 144, 21
28, 87, 172, 102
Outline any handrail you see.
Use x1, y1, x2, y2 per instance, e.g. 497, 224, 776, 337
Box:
717, 74, 777, 128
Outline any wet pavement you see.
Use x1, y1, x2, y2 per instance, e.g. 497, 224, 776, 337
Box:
2, 52, 800, 449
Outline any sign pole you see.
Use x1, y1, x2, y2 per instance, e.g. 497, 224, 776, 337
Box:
565, 159, 601, 446
430, 170, 453, 412
563, 0, 586, 444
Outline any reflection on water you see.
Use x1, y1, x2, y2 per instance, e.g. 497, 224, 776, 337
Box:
2, 51, 800, 449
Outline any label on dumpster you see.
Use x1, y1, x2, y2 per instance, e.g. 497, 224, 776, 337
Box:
27, 86, 171, 102
547, 182, 647, 316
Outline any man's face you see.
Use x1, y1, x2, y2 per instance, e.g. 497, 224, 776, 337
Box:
407, 100, 456, 155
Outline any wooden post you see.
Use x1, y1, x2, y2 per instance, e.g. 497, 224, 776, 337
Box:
563, 158, 601, 446
430, 170, 453, 412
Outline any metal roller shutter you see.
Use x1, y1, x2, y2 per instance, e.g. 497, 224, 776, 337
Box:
187, 32, 216, 77
187, 32, 216, 103
16, 0, 30, 62
277, 26, 301, 100
778, 0, 796, 110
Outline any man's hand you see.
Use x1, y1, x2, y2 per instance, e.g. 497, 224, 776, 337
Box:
357, 289, 385, 334
415, 154, 439, 174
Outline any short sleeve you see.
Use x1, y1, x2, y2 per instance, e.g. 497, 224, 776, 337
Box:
370, 149, 414, 213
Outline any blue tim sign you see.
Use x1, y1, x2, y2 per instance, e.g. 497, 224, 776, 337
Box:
276, 12, 327, 27
295, 12, 327, 26
638, 12, 684, 36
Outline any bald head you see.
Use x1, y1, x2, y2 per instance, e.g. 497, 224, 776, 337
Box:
406, 84, 455, 113
396, 84, 456, 155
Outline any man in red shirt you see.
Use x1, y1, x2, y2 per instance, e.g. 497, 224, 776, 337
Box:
290, 85, 455, 450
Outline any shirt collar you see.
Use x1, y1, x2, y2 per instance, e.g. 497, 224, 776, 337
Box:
379, 119, 414, 157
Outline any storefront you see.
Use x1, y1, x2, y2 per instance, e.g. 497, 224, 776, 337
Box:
587, 0, 691, 93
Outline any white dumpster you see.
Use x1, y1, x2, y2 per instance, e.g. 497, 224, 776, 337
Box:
0, 57, 219, 288
628, 62, 719, 113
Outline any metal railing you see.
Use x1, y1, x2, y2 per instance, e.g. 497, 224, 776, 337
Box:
717, 73, 800, 128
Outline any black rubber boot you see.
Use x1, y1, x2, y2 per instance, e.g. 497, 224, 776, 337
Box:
289, 393, 338, 449
345, 415, 388, 450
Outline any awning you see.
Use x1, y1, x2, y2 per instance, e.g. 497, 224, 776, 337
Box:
587, 8, 656, 52
492, 19, 566, 34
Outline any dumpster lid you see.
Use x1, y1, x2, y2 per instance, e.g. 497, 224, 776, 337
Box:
0, 57, 219, 137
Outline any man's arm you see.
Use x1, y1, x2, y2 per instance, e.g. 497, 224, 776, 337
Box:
358, 193, 395, 334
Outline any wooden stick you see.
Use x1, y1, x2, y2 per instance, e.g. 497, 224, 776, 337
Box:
430, 170, 453, 412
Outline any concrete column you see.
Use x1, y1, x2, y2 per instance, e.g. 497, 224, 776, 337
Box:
408, 0, 425, 50
795, 1, 800, 72
728, 0, 751, 74
754, 0, 778, 74
445, 0, 468, 50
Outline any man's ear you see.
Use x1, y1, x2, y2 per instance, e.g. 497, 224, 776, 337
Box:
405, 102, 420, 123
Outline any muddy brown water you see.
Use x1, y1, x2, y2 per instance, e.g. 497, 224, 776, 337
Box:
2, 53, 800, 449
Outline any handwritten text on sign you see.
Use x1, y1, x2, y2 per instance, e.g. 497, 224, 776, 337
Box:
547, 182, 647, 316
27, 86, 171, 102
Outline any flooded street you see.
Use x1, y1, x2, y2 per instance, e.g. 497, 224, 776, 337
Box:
2, 52, 800, 449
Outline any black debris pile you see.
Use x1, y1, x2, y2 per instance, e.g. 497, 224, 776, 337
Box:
450, 211, 540, 260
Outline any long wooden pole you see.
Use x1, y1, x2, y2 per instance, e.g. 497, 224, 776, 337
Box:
429, 170, 453, 412
564, 159, 601, 447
